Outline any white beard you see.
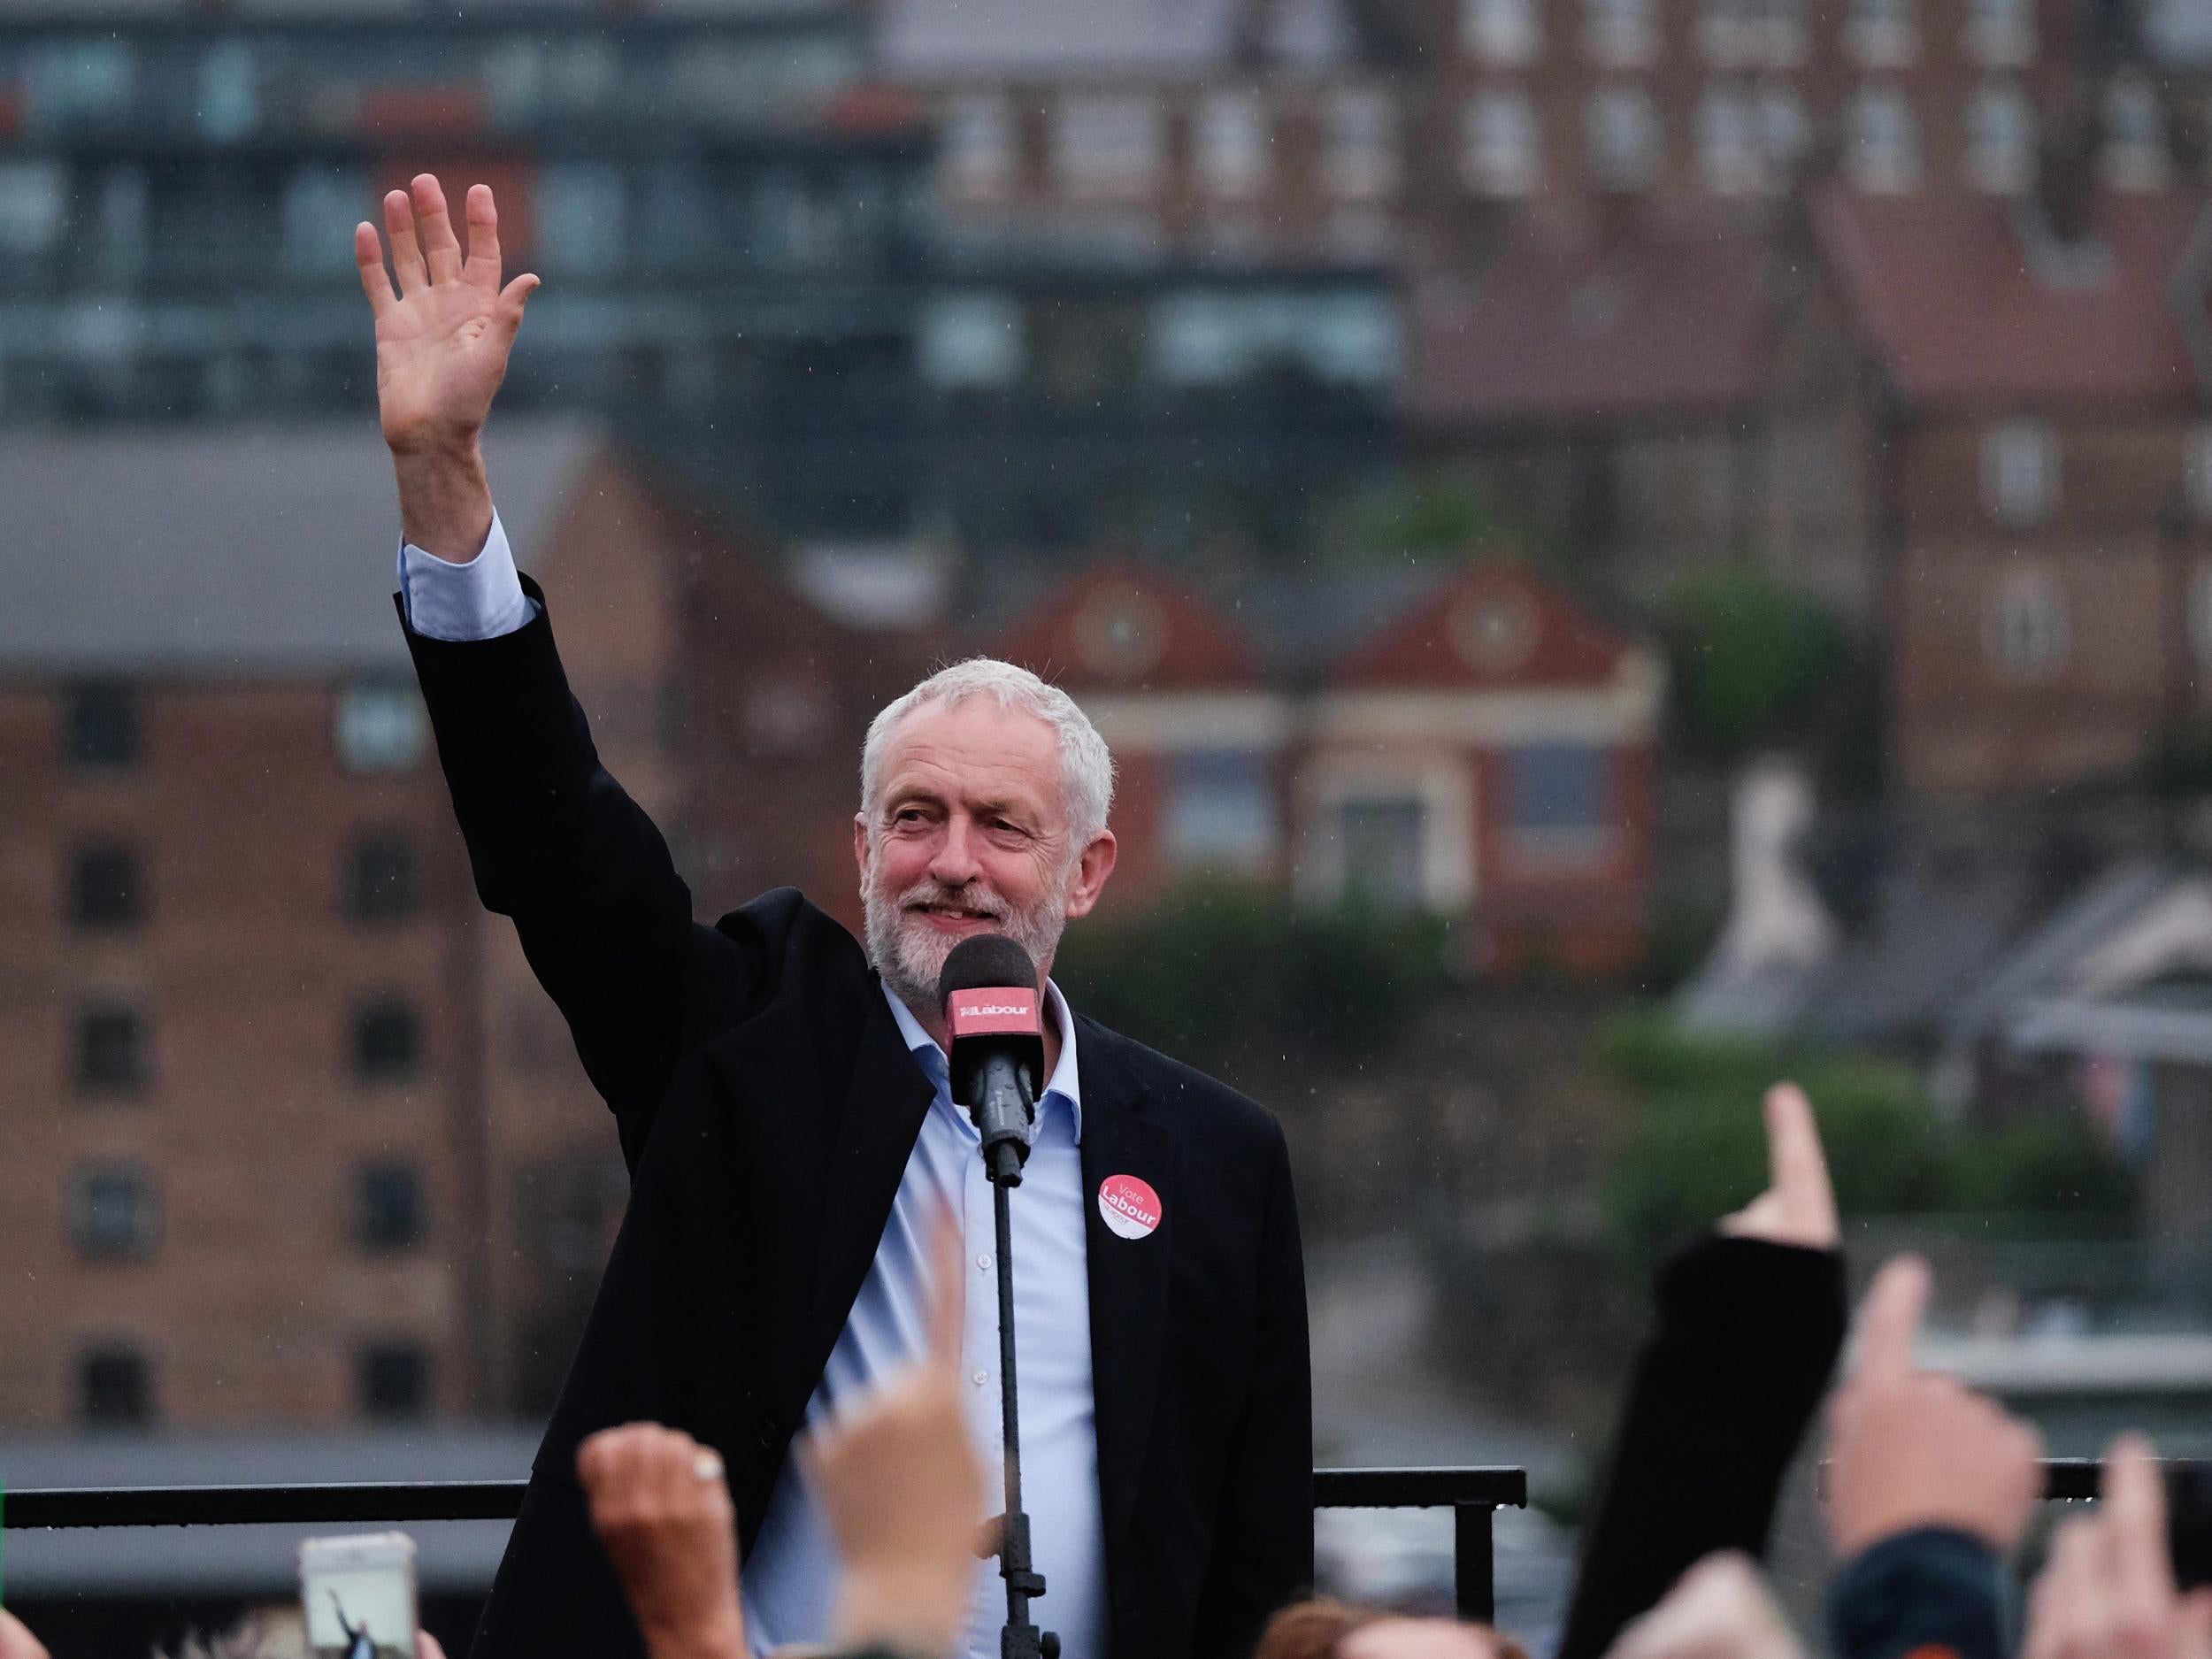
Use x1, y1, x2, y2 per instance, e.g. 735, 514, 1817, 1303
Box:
863, 868, 1071, 1016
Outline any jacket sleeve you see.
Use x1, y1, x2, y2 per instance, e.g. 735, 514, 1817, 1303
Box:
1828, 1527, 2010, 1659
1555, 1234, 1848, 1659
399, 575, 764, 1169
1192, 1123, 1317, 1658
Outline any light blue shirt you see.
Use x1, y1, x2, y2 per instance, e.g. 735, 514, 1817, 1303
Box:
398, 525, 1105, 1659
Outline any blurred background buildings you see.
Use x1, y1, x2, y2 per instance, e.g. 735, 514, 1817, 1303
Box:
10, 0, 2212, 1646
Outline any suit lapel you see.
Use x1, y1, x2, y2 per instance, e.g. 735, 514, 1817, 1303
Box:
803, 981, 935, 1398
1076, 1018, 1174, 1565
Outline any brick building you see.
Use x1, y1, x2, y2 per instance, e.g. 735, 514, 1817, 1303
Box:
1808, 185, 2212, 797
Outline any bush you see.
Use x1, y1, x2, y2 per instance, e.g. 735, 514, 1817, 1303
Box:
1055, 880, 1457, 1067
1662, 570, 1861, 762
1597, 1010, 2136, 1269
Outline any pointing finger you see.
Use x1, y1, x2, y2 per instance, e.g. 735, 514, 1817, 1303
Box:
1852, 1255, 1931, 1386
1765, 1082, 1838, 1243
2103, 1433, 2176, 1608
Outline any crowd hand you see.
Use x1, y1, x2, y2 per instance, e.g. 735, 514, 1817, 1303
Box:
805, 1216, 987, 1659
0, 1609, 50, 1659
2025, 1436, 2212, 1659
1604, 1555, 1808, 1659
577, 1422, 747, 1659
1719, 1084, 1839, 1250
416, 1635, 447, 1659
355, 174, 537, 459
1340, 1617, 1507, 1659
1824, 1256, 2045, 1559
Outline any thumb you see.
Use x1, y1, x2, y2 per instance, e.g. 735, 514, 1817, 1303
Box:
495, 273, 540, 339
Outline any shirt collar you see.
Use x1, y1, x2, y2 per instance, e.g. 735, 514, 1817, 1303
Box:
883, 978, 1083, 1145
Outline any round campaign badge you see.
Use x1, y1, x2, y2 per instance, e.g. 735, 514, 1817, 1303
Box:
1098, 1174, 1163, 1240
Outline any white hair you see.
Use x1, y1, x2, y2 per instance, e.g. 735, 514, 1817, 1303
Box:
859, 657, 1115, 849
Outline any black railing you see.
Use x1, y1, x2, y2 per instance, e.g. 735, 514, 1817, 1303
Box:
0, 1460, 2161, 1628
0, 1468, 1530, 1621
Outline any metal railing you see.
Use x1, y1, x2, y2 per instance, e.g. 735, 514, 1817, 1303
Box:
0, 1460, 2168, 1628
0, 1467, 1531, 1622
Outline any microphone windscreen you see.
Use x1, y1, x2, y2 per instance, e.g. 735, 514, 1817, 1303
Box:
937, 933, 1039, 1004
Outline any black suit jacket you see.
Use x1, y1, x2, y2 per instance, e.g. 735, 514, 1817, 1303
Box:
401, 580, 1315, 1659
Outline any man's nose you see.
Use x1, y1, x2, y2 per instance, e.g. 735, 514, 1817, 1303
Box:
929, 818, 983, 884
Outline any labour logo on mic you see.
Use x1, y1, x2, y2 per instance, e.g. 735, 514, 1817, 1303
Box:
1098, 1174, 1163, 1240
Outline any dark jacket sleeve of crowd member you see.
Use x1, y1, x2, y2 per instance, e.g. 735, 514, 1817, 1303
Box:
1554, 1233, 1849, 1659
1828, 1527, 2011, 1659
1191, 1124, 1317, 1659
396, 573, 764, 1170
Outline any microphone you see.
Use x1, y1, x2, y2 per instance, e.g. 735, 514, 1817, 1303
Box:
937, 933, 1046, 1186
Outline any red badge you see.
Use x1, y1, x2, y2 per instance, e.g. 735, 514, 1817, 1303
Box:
1098, 1174, 1163, 1240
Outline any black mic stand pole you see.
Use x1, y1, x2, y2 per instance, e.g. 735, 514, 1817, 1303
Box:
976, 1064, 1060, 1659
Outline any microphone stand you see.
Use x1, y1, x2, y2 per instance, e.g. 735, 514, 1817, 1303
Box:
975, 1066, 1059, 1659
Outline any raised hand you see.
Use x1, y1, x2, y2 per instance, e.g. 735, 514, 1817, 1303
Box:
1606, 1554, 1808, 1659
1720, 1083, 1839, 1249
805, 1212, 987, 1659
1824, 1256, 2045, 1558
576, 1423, 746, 1659
2026, 1436, 2212, 1659
356, 175, 537, 457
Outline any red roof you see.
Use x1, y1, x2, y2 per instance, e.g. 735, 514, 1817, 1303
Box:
1329, 563, 1630, 691
1813, 187, 2212, 411
994, 563, 1264, 692
1404, 225, 1776, 428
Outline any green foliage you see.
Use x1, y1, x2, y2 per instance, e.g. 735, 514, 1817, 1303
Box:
1597, 1010, 2138, 1269
1055, 880, 1456, 1067
1333, 472, 1516, 565
1662, 569, 1860, 761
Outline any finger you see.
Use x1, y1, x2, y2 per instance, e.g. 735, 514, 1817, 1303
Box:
355, 223, 398, 317
924, 1202, 965, 1373
410, 173, 464, 284
1851, 1255, 1931, 1385
417, 1633, 448, 1659
2027, 1520, 2103, 1659
383, 190, 428, 295
494, 273, 540, 346
1766, 1083, 1838, 1239
2104, 1434, 2176, 1606
2178, 1590, 2212, 1659
462, 182, 503, 292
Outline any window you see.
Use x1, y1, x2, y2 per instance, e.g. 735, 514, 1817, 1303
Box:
73, 1164, 155, 1259
1165, 751, 1278, 872
1984, 422, 2056, 523
70, 845, 143, 931
26, 40, 137, 131
1506, 744, 1614, 858
80, 1346, 152, 1429
1322, 89, 1399, 199
197, 41, 258, 142
77, 1006, 145, 1095
1586, 0, 1656, 64
0, 161, 68, 257
920, 293, 1025, 388
1339, 798, 1428, 908
1847, 0, 1916, 63
66, 682, 137, 769
357, 1164, 426, 1250
1463, 0, 1540, 62
1986, 569, 2066, 676
1463, 93, 1541, 196
1194, 92, 1269, 198
353, 1000, 421, 1083
1699, 87, 1763, 193
1589, 88, 1661, 188
360, 1344, 430, 1421
1965, 0, 2032, 65
943, 93, 1015, 196
348, 833, 420, 922
1052, 95, 1162, 196
1762, 89, 1810, 174
282, 164, 367, 280
2103, 77, 2167, 192
1966, 84, 2035, 192
1701, 0, 1802, 63
1847, 87, 1919, 191
336, 680, 428, 773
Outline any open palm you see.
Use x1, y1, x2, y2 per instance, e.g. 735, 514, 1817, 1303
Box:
356, 175, 538, 455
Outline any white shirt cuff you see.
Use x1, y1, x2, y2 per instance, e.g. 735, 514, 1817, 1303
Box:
396, 511, 537, 642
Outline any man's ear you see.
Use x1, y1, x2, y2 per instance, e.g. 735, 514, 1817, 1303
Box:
1062, 830, 1118, 922
853, 813, 871, 889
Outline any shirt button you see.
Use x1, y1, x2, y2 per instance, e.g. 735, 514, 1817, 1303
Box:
972, 1370, 987, 1387
977, 1253, 992, 1271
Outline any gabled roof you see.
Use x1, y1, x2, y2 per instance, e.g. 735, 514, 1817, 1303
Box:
1327, 562, 1632, 690
1403, 225, 1776, 429
0, 419, 604, 676
995, 561, 1265, 691
1813, 187, 2212, 411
